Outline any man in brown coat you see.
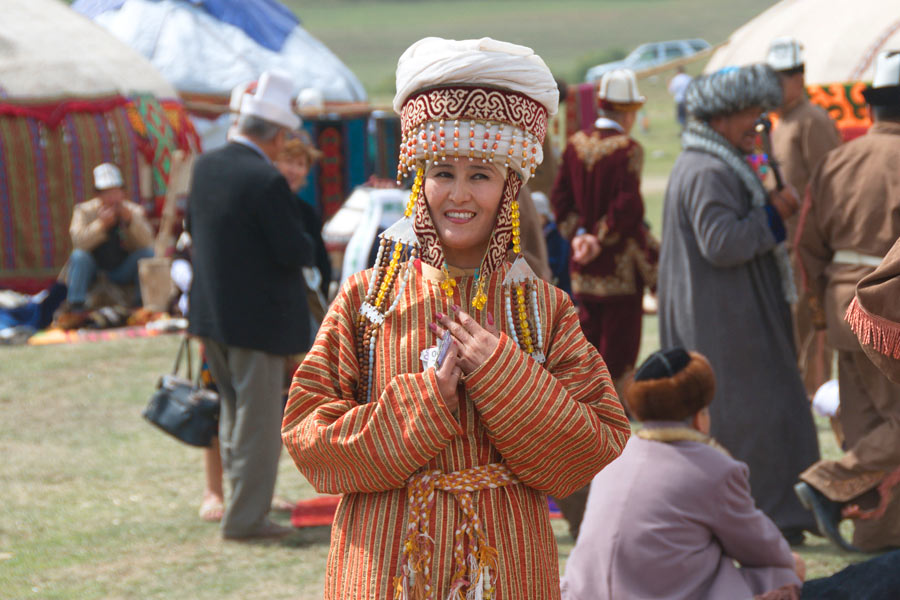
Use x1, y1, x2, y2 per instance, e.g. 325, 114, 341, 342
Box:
65, 162, 154, 310
794, 50, 900, 553
767, 37, 843, 395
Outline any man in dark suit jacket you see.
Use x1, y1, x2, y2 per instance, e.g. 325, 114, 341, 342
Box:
187, 71, 312, 540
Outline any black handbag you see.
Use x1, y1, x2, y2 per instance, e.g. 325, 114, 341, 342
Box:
142, 336, 219, 447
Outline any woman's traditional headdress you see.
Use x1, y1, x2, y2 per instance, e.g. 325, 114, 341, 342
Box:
355, 38, 558, 403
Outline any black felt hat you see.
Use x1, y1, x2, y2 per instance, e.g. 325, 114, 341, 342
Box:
624, 349, 716, 422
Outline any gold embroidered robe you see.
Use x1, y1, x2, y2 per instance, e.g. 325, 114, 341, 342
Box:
550, 126, 657, 300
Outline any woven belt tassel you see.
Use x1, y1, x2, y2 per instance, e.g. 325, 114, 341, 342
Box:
393, 463, 519, 600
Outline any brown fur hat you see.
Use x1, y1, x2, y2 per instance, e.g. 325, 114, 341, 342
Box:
623, 349, 715, 422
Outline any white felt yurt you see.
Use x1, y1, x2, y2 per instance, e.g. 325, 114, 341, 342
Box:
73, 0, 367, 149
705, 0, 900, 84
705, 0, 900, 139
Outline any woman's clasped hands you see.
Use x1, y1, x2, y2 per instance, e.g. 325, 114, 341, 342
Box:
429, 305, 500, 415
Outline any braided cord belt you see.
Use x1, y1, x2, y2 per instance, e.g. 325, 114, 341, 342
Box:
393, 463, 520, 600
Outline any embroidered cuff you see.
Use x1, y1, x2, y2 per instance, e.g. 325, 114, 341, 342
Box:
764, 204, 787, 244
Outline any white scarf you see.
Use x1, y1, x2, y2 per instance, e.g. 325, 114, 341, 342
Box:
681, 120, 797, 303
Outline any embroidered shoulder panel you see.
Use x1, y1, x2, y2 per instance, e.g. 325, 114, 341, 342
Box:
570, 132, 631, 170
572, 238, 658, 297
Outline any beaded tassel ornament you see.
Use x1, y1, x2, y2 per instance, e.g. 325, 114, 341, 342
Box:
356, 168, 423, 404
501, 209, 546, 364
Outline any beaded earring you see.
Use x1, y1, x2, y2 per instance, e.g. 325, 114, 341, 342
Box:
440, 263, 457, 299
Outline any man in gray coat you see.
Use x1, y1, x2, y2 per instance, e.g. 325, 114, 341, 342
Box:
657, 64, 819, 544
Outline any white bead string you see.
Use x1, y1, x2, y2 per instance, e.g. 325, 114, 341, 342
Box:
364, 254, 414, 403
505, 287, 520, 347
531, 282, 544, 353
387, 260, 412, 315
365, 241, 387, 299
366, 335, 377, 404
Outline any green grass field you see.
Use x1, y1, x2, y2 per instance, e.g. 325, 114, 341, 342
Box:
0, 335, 870, 599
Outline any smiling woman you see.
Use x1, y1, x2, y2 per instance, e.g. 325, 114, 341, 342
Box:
424, 161, 506, 268
281, 37, 630, 600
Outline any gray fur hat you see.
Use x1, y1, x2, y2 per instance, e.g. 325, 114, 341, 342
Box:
685, 64, 782, 121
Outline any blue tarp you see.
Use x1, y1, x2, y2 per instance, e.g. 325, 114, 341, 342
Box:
72, 0, 299, 51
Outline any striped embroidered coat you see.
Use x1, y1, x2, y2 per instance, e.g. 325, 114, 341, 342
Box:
282, 260, 630, 599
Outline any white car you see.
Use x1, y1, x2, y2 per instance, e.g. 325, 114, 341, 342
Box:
585, 39, 710, 82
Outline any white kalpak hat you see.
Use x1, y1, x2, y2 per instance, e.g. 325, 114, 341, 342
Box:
767, 37, 805, 72
229, 80, 256, 114
296, 87, 325, 111
598, 69, 645, 112
239, 70, 300, 130
863, 50, 900, 106
393, 37, 558, 183
93, 163, 124, 190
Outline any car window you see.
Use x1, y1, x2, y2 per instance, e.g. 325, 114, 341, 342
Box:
664, 42, 684, 59
689, 39, 710, 51
635, 45, 657, 64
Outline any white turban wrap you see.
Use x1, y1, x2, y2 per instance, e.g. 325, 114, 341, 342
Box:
393, 37, 558, 116
392, 37, 558, 183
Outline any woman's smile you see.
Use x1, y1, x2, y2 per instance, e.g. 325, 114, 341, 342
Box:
444, 209, 477, 223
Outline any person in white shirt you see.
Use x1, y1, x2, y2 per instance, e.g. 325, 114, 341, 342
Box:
668, 66, 693, 129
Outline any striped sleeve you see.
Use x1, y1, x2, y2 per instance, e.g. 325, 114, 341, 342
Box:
281, 272, 463, 494
465, 291, 630, 498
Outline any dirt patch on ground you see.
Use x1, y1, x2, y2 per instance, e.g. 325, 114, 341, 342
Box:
642, 175, 669, 195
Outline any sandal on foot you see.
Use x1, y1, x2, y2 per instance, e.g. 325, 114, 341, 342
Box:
199, 498, 225, 522
271, 496, 296, 513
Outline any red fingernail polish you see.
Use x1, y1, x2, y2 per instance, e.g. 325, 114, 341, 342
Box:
429, 322, 437, 332
487, 311, 494, 325
452, 304, 460, 312
435, 312, 444, 319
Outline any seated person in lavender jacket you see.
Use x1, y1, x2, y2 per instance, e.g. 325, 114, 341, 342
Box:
561, 348, 804, 600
